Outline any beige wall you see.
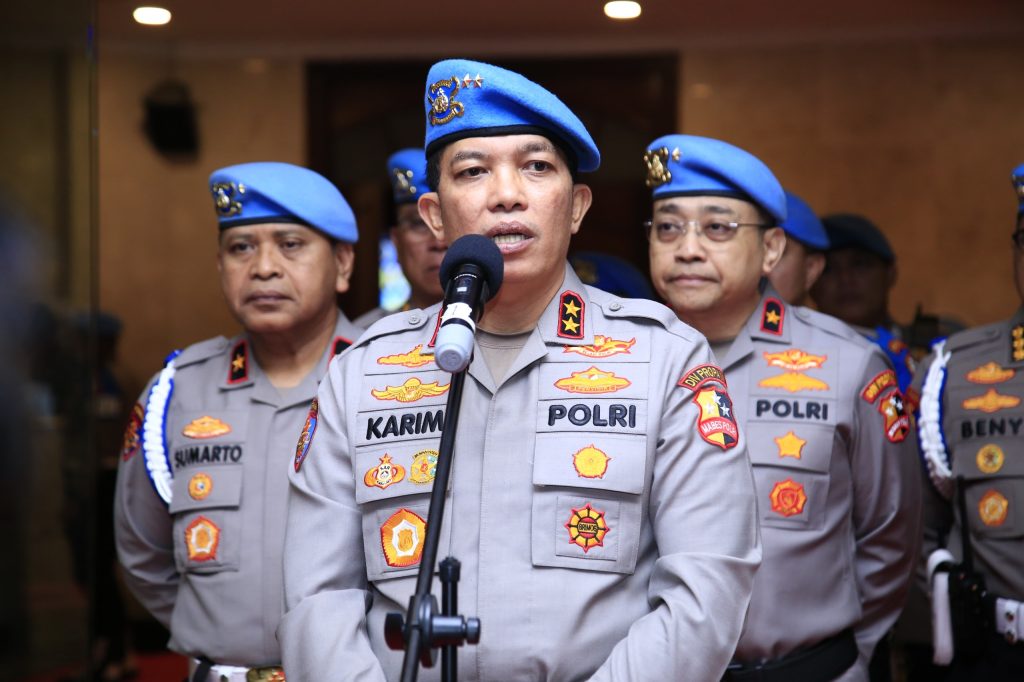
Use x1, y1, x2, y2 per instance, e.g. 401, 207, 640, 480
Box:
98, 54, 305, 388
679, 37, 1024, 328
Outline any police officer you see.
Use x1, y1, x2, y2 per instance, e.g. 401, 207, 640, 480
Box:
280, 59, 761, 681
915, 163, 1024, 679
768, 190, 829, 306
114, 162, 363, 681
643, 134, 921, 681
355, 148, 446, 328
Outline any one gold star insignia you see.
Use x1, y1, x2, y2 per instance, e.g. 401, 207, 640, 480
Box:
671, 147, 681, 161
473, 74, 483, 87
462, 73, 473, 88
563, 300, 581, 317
765, 310, 781, 325
232, 355, 245, 371
563, 317, 580, 333
774, 431, 807, 459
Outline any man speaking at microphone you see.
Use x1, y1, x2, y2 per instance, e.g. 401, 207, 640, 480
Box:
279, 59, 762, 681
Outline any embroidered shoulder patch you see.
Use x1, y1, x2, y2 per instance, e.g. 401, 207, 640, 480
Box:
692, 387, 739, 450
861, 369, 898, 403
557, 290, 585, 339
120, 402, 144, 461
677, 363, 727, 392
878, 389, 911, 443
293, 399, 318, 472
760, 297, 785, 335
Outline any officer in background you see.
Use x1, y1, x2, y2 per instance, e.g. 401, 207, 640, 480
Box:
355, 148, 446, 328
914, 163, 1024, 679
643, 134, 921, 681
768, 190, 829, 306
280, 59, 761, 681
114, 162, 363, 681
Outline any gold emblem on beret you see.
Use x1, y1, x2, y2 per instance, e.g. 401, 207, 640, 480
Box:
211, 181, 245, 217
427, 75, 466, 127
643, 147, 672, 188
392, 167, 416, 197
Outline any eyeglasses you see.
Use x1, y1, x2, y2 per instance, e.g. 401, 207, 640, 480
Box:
643, 218, 768, 245
395, 218, 435, 240
1013, 230, 1024, 250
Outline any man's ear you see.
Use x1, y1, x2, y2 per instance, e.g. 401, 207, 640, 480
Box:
333, 242, 355, 295
761, 227, 786, 275
418, 193, 445, 243
804, 252, 826, 291
569, 183, 593, 236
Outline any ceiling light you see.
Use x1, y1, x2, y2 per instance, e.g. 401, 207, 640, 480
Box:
133, 6, 172, 26
604, 1, 641, 20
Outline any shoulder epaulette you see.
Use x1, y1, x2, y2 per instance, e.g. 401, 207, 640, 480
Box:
593, 292, 705, 345
142, 350, 181, 505
793, 307, 874, 348
944, 323, 1001, 352
354, 307, 432, 349
174, 335, 230, 368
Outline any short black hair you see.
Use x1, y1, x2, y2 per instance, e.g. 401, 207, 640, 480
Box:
425, 133, 579, 192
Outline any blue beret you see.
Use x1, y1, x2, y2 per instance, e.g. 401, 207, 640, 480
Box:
1012, 163, 1024, 215
643, 134, 786, 223
208, 161, 358, 243
423, 59, 600, 173
570, 251, 654, 300
781, 191, 829, 250
387, 148, 428, 205
821, 213, 894, 262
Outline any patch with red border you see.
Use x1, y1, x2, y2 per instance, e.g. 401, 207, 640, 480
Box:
557, 290, 585, 339
120, 402, 144, 461
380, 508, 426, 568
184, 516, 220, 562
860, 369, 897, 403
877, 389, 911, 443
692, 387, 739, 450
565, 503, 610, 553
760, 297, 785, 335
294, 399, 318, 472
677, 363, 727, 392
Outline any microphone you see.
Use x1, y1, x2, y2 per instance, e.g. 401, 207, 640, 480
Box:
434, 234, 504, 373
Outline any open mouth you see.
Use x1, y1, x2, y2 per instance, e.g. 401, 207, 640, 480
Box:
487, 223, 533, 251
492, 234, 527, 246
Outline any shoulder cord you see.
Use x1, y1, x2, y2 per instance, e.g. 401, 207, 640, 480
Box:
917, 340, 953, 499
142, 350, 181, 505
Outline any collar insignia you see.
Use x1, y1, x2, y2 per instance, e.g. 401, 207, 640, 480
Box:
769, 479, 807, 517
564, 335, 634, 358
371, 377, 450, 403
760, 298, 785, 335
572, 445, 611, 479
554, 366, 631, 394
182, 415, 232, 439
211, 181, 245, 217
381, 508, 426, 568
966, 362, 1014, 384
962, 388, 1022, 414
332, 336, 353, 356
364, 454, 405, 490
377, 344, 436, 369
427, 75, 466, 127
566, 503, 610, 553
643, 147, 672, 188
557, 290, 585, 339
228, 340, 248, 384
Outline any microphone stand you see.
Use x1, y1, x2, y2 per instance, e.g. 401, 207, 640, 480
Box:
384, 365, 481, 682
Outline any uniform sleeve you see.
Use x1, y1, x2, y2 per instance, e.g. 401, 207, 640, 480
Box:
113, 383, 178, 628
589, 340, 762, 681
279, 356, 385, 682
846, 351, 923, 673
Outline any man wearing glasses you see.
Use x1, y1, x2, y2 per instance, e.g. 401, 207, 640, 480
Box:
356, 148, 446, 328
643, 134, 921, 681
914, 164, 1024, 679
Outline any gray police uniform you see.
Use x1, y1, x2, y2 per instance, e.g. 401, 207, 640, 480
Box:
114, 313, 361, 671
722, 288, 921, 680
915, 307, 1024, 671
281, 265, 762, 681
354, 305, 391, 329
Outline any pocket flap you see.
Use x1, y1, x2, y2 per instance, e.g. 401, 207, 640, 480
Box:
169, 466, 243, 513
533, 433, 647, 494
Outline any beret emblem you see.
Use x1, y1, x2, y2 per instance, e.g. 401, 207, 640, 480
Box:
643, 147, 672, 188
211, 181, 245, 217
392, 167, 416, 197
427, 75, 465, 127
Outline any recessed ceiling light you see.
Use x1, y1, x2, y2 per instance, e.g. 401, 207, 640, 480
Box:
604, 1, 641, 20
133, 6, 172, 26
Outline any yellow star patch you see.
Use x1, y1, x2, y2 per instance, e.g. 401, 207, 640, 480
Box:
563, 317, 580, 333
765, 310, 781, 325
774, 431, 806, 459
563, 300, 581, 317
232, 355, 245, 371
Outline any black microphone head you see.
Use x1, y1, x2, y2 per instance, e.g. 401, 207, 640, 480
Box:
439, 234, 504, 302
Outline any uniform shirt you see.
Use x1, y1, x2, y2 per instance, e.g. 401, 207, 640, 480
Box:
280, 265, 762, 681
914, 306, 1024, 601
354, 305, 391, 329
722, 288, 921, 677
114, 313, 361, 667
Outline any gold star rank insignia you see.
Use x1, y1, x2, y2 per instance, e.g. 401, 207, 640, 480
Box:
774, 431, 806, 459
760, 297, 785, 335
228, 340, 248, 384
557, 290, 585, 339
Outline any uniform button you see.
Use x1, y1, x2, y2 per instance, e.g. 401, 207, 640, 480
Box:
609, 301, 622, 311
408, 314, 421, 325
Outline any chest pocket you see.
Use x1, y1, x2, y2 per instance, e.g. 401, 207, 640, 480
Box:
744, 421, 835, 531
169, 466, 243, 573
955, 439, 1024, 540
530, 431, 647, 574
354, 439, 449, 582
